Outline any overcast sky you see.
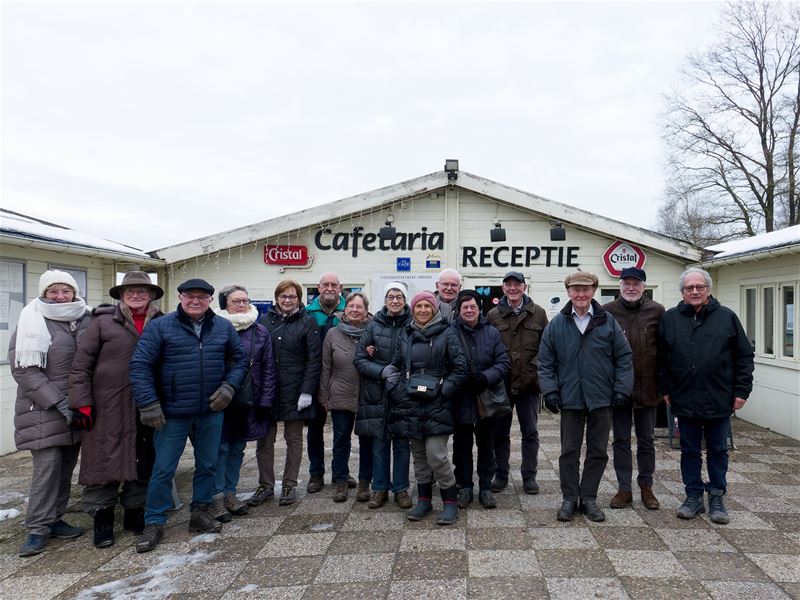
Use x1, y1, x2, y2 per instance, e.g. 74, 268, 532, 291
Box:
2, 1, 725, 252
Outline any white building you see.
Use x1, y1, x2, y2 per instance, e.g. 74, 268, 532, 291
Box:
0, 210, 164, 455
702, 226, 800, 440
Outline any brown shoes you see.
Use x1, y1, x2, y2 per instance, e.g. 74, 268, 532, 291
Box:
640, 484, 660, 510
609, 490, 633, 509
356, 481, 371, 502
394, 490, 412, 509
333, 481, 349, 503
368, 491, 388, 509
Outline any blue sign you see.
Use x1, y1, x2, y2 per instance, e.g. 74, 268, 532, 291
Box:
426, 259, 441, 269
396, 257, 411, 272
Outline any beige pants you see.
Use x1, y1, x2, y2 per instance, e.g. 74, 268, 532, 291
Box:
255, 420, 304, 489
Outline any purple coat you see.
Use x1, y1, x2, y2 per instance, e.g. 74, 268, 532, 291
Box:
221, 322, 277, 442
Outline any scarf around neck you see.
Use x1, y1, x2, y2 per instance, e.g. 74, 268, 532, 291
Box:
218, 305, 259, 331
14, 297, 88, 368
337, 317, 367, 339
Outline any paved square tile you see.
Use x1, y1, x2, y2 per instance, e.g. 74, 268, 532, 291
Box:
620, 576, 712, 599
221, 584, 308, 599
537, 549, 615, 577
718, 529, 800, 553
0, 573, 85, 600
340, 511, 407, 531
229, 556, 323, 587
393, 550, 467, 580
255, 532, 336, 557
467, 549, 539, 577
701, 581, 792, 599
591, 526, 669, 550
467, 576, 549, 598
466, 508, 526, 529
746, 553, 800, 582
400, 529, 465, 551
607, 549, 689, 578
389, 578, 467, 599
314, 552, 394, 582
676, 551, 770, 582
466, 527, 534, 550
588, 508, 648, 528
528, 527, 598, 549
546, 576, 629, 600
221, 516, 284, 538
655, 528, 737, 552
327, 530, 402, 555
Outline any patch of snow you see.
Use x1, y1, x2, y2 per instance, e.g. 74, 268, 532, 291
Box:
0, 491, 26, 503
0, 508, 21, 521
189, 533, 218, 544
238, 584, 259, 592
706, 225, 800, 258
309, 523, 334, 532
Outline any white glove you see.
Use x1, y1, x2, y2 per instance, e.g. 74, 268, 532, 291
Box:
297, 393, 313, 412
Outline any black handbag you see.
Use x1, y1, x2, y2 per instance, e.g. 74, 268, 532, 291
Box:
455, 327, 512, 419
404, 340, 443, 400
229, 331, 256, 410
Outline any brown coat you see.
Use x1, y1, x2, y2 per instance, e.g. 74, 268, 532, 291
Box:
68, 304, 162, 486
10, 311, 92, 450
603, 295, 664, 408
318, 325, 361, 413
487, 296, 548, 395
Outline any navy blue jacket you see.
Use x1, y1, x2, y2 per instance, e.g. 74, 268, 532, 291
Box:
130, 306, 248, 418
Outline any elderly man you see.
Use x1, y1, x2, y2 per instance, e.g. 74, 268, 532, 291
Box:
305, 272, 347, 493
658, 267, 753, 524
539, 271, 633, 523
130, 278, 248, 552
487, 271, 548, 494
603, 267, 664, 510
434, 268, 462, 322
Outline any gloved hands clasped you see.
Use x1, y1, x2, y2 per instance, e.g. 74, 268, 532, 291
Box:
612, 392, 631, 407
381, 365, 400, 385
543, 392, 561, 413
55, 397, 73, 426
469, 372, 489, 392
209, 383, 235, 411
297, 393, 313, 412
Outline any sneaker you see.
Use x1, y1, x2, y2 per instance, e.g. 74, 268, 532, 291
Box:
307, 475, 324, 493
356, 480, 371, 502
491, 476, 508, 493
609, 490, 633, 509
18, 534, 47, 557
224, 492, 249, 516
457, 487, 473, 508
557, 499, 578, 522
136, 524, 163, 553
48, 519, 84, 539
478, 490, 497, 509
278, 485, 296, 506
639, 485, 660, 510
333, 481, 348, 503
247, 484, 274, 506
368, 490, 388, 509
347, 476, 357, 489
209, 496, 233, 523
188, 505, 223, 533
676, 496, 705, 520
523, 478, 539, 495
708, 490, 730, 524
579, 498, 606, 522
394, 490, 412, 509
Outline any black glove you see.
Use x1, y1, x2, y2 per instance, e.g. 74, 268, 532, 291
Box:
543, 392, 560, 413
470, 373, 489, 392
71, 406, 95, 431
254, 406, 270, 422
612, 392, 631, 407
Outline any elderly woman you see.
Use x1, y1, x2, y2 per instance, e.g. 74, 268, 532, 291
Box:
388, 291, 467, 525
68, 271, 164, 548
354, 282, 412, 508
211, 285, 276, 520
248, 280, 320, 507
10, 270, 92, 557
318, 292, 372, 502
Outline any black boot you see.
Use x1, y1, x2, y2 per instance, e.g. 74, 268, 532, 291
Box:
407, 482, 433, 521
437, 485, 459, 525
123, 507, 145, 534
93, 506, 115, 548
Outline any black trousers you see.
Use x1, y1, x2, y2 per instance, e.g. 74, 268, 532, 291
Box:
612, 405, 657, 491
493, 391, 540, 480
452, 419, 496, 491
559, 407, 611, 501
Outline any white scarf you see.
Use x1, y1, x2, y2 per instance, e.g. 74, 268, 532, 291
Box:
217, 305, 259, 331
14, 298, 88, 368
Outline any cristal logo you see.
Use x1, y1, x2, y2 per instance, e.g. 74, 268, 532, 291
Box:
602, 240, 646, 277
264, 245, 308, 265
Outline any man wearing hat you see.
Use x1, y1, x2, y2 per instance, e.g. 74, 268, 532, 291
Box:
538, 270, 633, 522
603, 268, 665, 511
129, 278, 249, 552
486, 271, 548, 495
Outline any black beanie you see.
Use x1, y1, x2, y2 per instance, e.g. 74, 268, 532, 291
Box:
455, 289, 482, 311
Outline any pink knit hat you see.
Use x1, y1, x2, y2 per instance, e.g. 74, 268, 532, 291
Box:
410, 291, 438, 311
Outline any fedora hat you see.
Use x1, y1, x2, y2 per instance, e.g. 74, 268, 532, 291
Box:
109, 271, 164, 300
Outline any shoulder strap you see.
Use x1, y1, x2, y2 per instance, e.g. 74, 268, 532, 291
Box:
454, 327, 477, 374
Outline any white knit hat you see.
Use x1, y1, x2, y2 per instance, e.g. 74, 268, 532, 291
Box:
38, 270, 79, 297
384, 281, 407, 298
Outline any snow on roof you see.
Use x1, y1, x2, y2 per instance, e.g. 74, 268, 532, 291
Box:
706, 225, 800, 259
0, 209, 151, 258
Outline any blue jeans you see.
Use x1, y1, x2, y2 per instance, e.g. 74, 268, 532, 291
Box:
678, 416, 729, 497
330, 410, 373, 483
214, 439, 247, 495
372, 436, 410, 493
144, 412, 223, 525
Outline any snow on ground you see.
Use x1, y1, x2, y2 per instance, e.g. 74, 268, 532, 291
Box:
706, 225, 800, 258
0, 508, 21, 521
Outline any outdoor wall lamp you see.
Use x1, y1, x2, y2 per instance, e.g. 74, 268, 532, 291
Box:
379, 212, 396, 241
490, 219, 507, 242
550, 222, 566, 241
444, 159, 459, 181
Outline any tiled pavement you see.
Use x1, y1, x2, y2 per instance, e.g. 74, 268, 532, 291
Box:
1, 413, 799, 599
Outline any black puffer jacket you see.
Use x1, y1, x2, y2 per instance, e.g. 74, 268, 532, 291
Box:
451, 315, 511, 424
658, 297, 754, 420
353, 306, 410, 438
258, 305, 321, 422
387, 315, 468, 439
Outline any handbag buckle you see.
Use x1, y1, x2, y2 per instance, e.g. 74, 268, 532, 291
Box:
416, 385, 428, 392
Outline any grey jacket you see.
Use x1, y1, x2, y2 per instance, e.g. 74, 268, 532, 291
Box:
318, 324, 361, 413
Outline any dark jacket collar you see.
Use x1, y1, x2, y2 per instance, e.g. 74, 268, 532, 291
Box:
498, 294, 532, 315
375, 305, 411, 327
453, 314, 486, 333
677, 295, 720, 318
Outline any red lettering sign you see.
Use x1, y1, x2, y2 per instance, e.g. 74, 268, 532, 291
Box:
602, 240, 646, 277
264, 245, 309, 265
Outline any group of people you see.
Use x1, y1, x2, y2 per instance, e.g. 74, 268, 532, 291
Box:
11, 263, 754, 558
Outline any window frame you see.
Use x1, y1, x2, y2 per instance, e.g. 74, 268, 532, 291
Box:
0, 258, 27, 365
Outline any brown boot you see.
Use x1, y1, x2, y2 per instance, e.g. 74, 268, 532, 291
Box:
356, 481, 371, 502
609, 490, 633, 509
368, 491, 388, 509
640, 484, 660, 510
333, 481, 348, 503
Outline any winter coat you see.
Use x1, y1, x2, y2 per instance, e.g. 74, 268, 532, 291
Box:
657, 297, 754, 420
318, 323, 366, 413
486, 295, 548, 395
10, 310, 92, 450
68, 304, 161, 486
258, 305, 321, 421
307, 295, 346, 341
221, 322, 277, 442
129, 306, 248, 418
451, 315, 511, 424
353, 306, 411, 438
538, 299, 633, 412
386, 317, 468, 439
603, 295, 665, 409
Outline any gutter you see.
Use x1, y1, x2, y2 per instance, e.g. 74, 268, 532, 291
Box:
698, 244, 800, 268
1, 234, 165, 267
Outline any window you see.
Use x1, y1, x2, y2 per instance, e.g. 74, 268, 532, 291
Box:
782, 285, 794, 358
49, 265, 88, 300
0, 259, 26, 363
743, 287, 756, 350
741, 281, 798, 360
763, 286, 775, 355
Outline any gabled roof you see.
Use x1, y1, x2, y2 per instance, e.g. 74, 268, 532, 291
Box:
152, 170, 702, 264
1, 209, 163, 265
702, 224, 800, 265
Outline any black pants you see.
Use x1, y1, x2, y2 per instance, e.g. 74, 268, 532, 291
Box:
493, 391, 539, 480
307, 407, 327, 477
559, 407, 611, 501
612, 405, 656, 491
453, 419, 496, 491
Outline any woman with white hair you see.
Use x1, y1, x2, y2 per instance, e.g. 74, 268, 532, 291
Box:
10, 270, 92, 557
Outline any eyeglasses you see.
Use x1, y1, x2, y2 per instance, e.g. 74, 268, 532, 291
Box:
229, 299, 250, 305
437, 283, 460, 289
682, 285, 708, 292
123, 288, 151, 297
278, 294, 298, 301
180, 293, 211, 302
386, 295, 405, 302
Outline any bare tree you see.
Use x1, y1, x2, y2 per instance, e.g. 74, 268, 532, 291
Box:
659, 1, 800, 242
